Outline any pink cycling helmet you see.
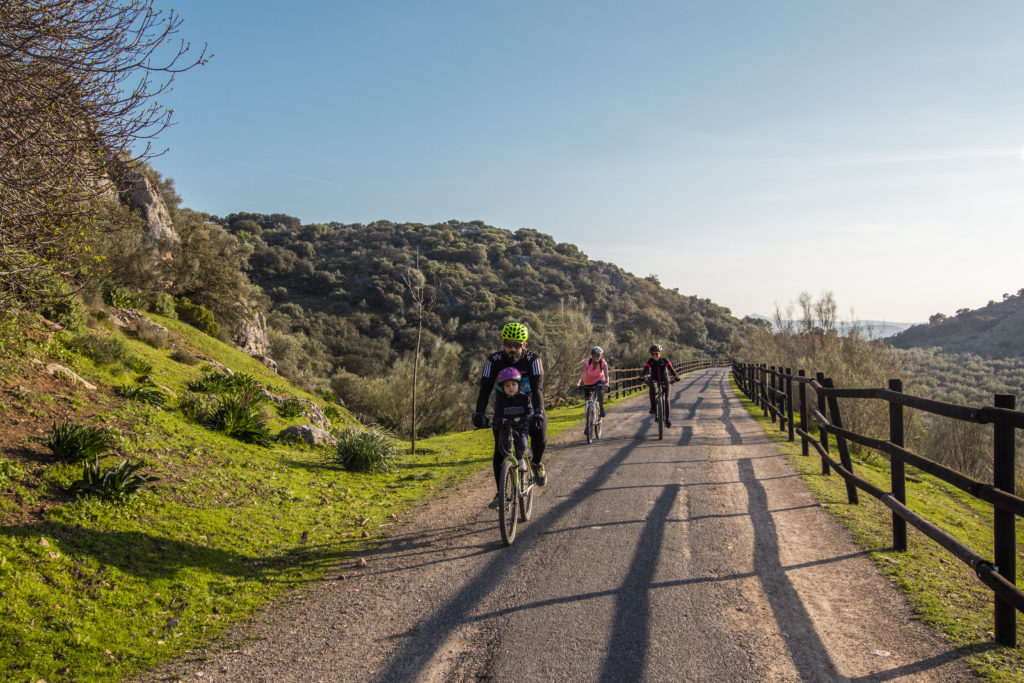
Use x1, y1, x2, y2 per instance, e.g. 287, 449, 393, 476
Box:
496, 367, 522, 386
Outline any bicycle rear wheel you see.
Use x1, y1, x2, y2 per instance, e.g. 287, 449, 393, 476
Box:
499, 461, 518, 546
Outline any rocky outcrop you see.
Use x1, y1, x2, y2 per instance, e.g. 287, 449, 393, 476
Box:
279, 425, 336, 447
107, 308, 169, 344
233, 311, 271, 358
260, 390, 331, 430
32, 361, 97, 391
124, 169, 177, 247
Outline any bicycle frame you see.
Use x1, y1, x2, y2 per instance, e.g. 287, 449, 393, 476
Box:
495, 417, 535, 545
578, 383, 605, 444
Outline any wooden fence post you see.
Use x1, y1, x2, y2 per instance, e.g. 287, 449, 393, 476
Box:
816, 372, 830, 475
993, 393, 1017, 647
786, 368, 794, 442
889, 379, 907, 552
823, 377, 858, 504
770, 366, 778, 426
799, 370, 808, 456
760, 364, 768, 415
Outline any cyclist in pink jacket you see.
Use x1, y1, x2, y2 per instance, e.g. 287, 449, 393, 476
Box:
575, 346, 609, 418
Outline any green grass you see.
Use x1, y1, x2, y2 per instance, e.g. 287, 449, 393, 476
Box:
730, 377, 1024, 681
0, 314, 616, 681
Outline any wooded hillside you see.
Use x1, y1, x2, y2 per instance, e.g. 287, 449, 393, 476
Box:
891, 291, 1024, 359
221, 214, 743, 378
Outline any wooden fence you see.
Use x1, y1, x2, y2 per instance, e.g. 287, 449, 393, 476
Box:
608, 356, 730, 399
732, 361, 1024, 647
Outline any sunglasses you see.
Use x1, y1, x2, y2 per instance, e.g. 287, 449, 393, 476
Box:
503, 341, 524, 349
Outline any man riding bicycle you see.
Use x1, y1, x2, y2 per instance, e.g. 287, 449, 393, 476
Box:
473, 322, 548, 508
641, 344, 680, 427
575, 345, 609, 419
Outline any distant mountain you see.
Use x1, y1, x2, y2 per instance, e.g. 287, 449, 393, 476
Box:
749, 314, 916, 338
890, 293, 1024, 359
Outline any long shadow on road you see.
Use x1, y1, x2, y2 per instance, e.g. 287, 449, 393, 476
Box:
372, 422, 653, 682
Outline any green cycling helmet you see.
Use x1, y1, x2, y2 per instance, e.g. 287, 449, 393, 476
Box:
501, 322, 529, 342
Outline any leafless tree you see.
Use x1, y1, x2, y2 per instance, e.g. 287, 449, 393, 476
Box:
0, 0, 207, 313
400, 249, 435, 453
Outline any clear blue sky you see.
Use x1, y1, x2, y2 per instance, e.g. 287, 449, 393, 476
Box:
155, 0, 1024, 322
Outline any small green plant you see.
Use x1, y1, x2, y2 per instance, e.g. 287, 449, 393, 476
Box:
0, 458, 25, 487
177, 391, 217, 424
43, 422, 110, 461
187, 369, 233, 394
226, 372, 263, 393
210, 395, 272, 445
170, 348, 199, 365
277, 398, 304, 418
70, 332, 131, 366
125, 356, 154, 375
67, 456, 158, 503
333, 427, 397, 473
323, 405, 341, 420
120, 383, 167, 407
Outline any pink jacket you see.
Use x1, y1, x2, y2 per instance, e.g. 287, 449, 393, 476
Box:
578, 357, 608, 385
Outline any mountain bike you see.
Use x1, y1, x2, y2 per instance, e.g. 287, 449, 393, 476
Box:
647, 378, 677, 440
492, 416, 536, 546
578, 383, 605, 444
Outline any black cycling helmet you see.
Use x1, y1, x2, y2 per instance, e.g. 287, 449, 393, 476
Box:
649, 344, 662, 353
590, 346, 603, 356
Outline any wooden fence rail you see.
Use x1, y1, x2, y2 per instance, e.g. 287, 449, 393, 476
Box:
731, 361, 1024, 647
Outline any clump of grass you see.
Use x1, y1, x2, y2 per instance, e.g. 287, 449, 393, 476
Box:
277, 398, 304, 419
209, 395, 272, 445
69, 332, 130, 366
120, 382, 167, 407
125, 356, 154, 375
333, 427, 397, 473
43, 422, 109, 461
178, 391, 217, 424
187, 369, 233, 394
0, 458, 25, 487
67, 456, 158, 503
169, 348, 199, 365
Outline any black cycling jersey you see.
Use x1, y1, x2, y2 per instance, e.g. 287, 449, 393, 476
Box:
642, 357, 679, 382
475, 350, 545, 416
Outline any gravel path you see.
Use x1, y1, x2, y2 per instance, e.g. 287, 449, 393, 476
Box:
140, 368, 976, 682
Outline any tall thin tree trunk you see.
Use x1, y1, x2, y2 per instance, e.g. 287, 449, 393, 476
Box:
411, 313, 421, 454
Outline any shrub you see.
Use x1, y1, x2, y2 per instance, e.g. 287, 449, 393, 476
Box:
176, 297, 219, 337
210, 395, 272, 445
187, 369, 233, 394
169, 348, 199, 365
120, 382, 167, 407
144, 292, 178, 319
103, 284, 142, 309
277, 398, 304, 418
67, 456, 159, 503
0, 458, 25, 487
38, 285, 87, 334
177, 391, 217, 424
44, 422, 109, 461
70, 332, 131, 366
333, 427, 397, 473
323, 405, 341, 420
125, 357, 154, 375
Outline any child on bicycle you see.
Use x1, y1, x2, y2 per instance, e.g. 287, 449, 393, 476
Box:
488, 367, 535, 508
641, 344, 680, 427
575, 345, 609, 419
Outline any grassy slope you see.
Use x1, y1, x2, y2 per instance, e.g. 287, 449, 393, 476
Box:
729, 379, 1024, 681
0, 315, 608, 681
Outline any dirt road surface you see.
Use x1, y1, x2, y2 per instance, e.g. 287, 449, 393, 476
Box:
141, 368, 976, 682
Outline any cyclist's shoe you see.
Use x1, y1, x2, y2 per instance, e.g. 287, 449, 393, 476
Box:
649, 409, 655, 415
487, 493, 502, 509
665, 419, 672, 428
532, 462, 547, 486
600, 409, 606, 418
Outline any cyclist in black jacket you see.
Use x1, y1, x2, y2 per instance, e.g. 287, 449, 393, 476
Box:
473, 322, 547, 506
641, 344, 680, 427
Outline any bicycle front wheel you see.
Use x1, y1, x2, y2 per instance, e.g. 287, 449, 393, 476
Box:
657, 391, 664, 440
519, 457, 534, 523
499, 461, 518, 546
595, 410, 602, 440
585, 402, 594, 444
